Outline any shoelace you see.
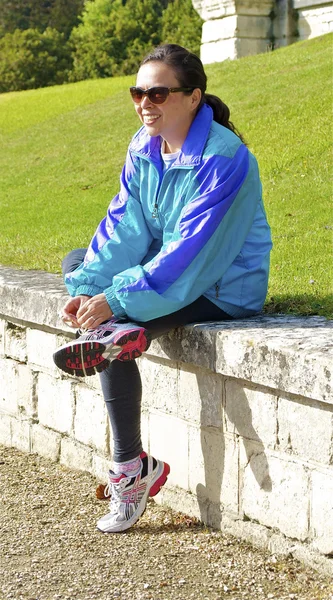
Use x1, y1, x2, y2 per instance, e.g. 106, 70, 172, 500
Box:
78, 320, 118, 340
108, 478, 130, 509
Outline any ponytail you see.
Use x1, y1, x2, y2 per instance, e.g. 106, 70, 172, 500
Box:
204, 93, 245, 143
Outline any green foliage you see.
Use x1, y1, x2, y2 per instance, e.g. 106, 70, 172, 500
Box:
70, 0, 165, 80
0, 35, 332, 316
0, 0, 204, 88
0, 27, 72, 92
0, 0, 84, 40
161, 0, 203, 56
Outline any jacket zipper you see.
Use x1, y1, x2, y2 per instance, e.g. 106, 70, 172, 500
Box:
215, 283, 220, 298
152, 201, 158, 219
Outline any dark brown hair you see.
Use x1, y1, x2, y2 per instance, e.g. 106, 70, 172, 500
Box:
141, 44, 244, 142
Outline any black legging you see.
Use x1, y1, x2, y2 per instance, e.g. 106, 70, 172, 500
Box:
62, 249, 233, 462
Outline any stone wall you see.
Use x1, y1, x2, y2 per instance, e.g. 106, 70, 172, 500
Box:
192, 0, 333, 63
1, 265, 333, 574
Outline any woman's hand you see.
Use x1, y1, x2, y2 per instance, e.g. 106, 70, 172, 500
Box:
61, 295, 90, 328
61, 294, 113, 329
76, 293, 113, 329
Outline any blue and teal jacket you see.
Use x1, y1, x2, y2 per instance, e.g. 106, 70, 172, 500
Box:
65, 104, 272, 321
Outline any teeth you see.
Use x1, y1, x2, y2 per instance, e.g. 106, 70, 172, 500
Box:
143, 115, 160, 123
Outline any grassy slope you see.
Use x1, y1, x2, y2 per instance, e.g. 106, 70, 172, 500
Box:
0, 34, 332, 316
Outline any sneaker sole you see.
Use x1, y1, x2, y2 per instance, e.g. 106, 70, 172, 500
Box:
97, 461, 170, 533
53, 329, 151, 377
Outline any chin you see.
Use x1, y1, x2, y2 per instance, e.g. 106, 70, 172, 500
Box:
144, 126, 161, 138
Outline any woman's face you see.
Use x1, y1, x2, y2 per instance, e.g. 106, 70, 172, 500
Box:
134, 61, 201, 153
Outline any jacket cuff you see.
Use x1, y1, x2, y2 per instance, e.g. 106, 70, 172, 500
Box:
75, 285, 103, 297
104, 287, 128, 319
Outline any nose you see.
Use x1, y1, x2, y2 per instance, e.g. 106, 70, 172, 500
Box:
140, 93, 153, 109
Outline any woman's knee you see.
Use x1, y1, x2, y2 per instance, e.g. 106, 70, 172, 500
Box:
62, 248, 87, 276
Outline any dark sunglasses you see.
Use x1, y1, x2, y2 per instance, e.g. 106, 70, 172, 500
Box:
129, 86, 194, 105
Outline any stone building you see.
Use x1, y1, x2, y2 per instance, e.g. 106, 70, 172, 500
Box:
192, 0, 333, 63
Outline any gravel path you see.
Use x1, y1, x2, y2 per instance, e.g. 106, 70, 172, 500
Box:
0, 446, 332, 600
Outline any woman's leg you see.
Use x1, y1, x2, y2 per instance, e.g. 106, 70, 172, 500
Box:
62, 248, 87, 276
61, 249, 232, 464
102, 298, 231, 463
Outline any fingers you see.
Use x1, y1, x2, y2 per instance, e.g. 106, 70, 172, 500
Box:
76, 294, 113, 329
60, 295, 91, 328
78, 313, 102, 330
60, 294, 113, 330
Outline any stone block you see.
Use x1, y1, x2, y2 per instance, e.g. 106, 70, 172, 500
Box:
4, 322, 27, 362
147, 325, 216, 372
149, 412, 189, 489
298, 6, 333, 39
178, 365, 223, 427
0, 320, 4, 356
214, 316, 333, 405
192, 0, 273, 21
201, 15, 272, 43
0, 412, 12, 445
37, 373, 74, 434
11, 418, 30, 452
26, 328, 59, 372
0, 266, 72, 334
74, 385, 108, 453
92, 454, 112, 483
311, 470, 333, 555
140, 356, 178, 414
225, 380, 277, 448
240, 445, 310, 540
0, 359, 34, 419
80, 371, 102, 391
277, 396, 333, 464
31, 424, 61, 462
17, 364, 36, 419
294, 0, 332, 7
189, 426, 239, 514
60, 437, 92, 473
155, 484, 203, 523
0, 358, 19, 415
201, 36, 270, 63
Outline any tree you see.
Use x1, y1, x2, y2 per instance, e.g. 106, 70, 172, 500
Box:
0, 0, 84, 40
0, 28, 72, 92
69, 0, 165, 81
161, 0, 203, 56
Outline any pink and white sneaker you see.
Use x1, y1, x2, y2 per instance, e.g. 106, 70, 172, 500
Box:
97, 452, 170, 533
53, 319, 151, 377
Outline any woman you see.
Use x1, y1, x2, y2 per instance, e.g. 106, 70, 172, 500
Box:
54, 44, 272, 533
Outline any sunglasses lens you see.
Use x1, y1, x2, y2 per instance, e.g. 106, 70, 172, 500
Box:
130, 87, 143, 103
130, 87, 169, 104
148, 87, 169, 104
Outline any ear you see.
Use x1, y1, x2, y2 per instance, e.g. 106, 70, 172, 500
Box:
190, 88, 202, 111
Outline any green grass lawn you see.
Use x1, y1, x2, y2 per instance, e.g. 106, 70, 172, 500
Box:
0, 34, 332, 317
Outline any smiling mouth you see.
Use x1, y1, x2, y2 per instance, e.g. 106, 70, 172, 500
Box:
143, 115, 161, 124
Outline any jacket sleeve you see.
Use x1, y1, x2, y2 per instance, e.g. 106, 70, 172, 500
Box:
104, 144, 262, 321
64, 149, 153, 299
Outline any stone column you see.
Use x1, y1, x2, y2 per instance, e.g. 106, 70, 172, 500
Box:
192, 0, 275, 63
273, 0, 298, 48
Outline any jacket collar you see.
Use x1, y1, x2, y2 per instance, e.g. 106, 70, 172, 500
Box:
129, 103, 213, 167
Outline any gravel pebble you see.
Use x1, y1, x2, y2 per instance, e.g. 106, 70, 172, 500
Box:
0, 446, 332, 600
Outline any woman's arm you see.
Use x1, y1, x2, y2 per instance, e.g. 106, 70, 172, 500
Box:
64, 149, 153, 299
104, 146, 264, 321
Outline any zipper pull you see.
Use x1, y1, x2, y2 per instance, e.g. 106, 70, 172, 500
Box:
152, 201, 158, 219
215, 283, 220, 298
